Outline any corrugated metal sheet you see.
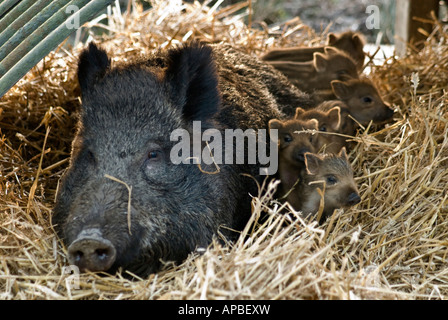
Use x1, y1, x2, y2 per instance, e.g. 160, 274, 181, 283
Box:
0, 0, 115, 97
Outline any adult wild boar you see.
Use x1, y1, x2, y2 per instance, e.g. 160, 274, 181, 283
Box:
52, 41, 312, 276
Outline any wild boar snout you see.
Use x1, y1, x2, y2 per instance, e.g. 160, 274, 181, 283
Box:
68, 228, 117, 272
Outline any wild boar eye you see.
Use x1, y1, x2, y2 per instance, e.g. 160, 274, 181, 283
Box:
148, 150, 161, 160
144, 143, 165, 172
143, 147, 172, 183
326, 175, 338, 185
319, 125, 327, 132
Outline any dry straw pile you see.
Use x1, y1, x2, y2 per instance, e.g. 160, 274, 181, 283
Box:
0, 1, 447, 300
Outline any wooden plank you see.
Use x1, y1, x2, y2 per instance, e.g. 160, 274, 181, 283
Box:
395, 0, 439, 56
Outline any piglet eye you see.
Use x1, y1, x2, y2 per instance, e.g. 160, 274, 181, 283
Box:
320, 125, 327, 132
362, 96, 373, 103
284, 134, 293, 143
337, 70, 348, 78
326, 175, 338, 185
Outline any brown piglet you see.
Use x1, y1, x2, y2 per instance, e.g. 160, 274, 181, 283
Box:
266, 47, 359, 93
269, 117, 321, 200
261, 31, 366, 71
295, 106, 348, 154
288, 148, 361, 221
316, 78, 394, 135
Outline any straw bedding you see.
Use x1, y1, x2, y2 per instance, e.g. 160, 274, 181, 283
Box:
0, 1, 447, 300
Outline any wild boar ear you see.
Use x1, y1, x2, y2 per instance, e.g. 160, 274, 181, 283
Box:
327, 33, 338, 45
327, 107, 341, 131
294, 107, 306, 119
165, 42, 220, 123
268, 119, 284, 131
77, 42, 110, 95
313, 52, 328, 73
304, 153, 321, 175
331, 80, 351, 99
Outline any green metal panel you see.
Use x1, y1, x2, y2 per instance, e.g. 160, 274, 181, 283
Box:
0, 0, 115, 98
0, 0, 89, 73
0, 0, 39, 31
0, 0, 21, 18
0, 1, 57, 49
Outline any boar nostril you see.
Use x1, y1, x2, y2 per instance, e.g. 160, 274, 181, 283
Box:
73, 251, 84, 263
95, 249, 110, 261
68, 235, 116, 273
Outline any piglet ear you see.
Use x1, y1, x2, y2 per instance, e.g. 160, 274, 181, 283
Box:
304, 152, 322, 175
165, 42, 221, 123
339, 147, 348, 160
308, 118, 319, 130
352, 34, 365, 50
294, 107, 306, 119
268, 119, 283, 131
327, 107, 341, 131
331, 80, 351, 99
327, 33, 338, 45
323, 46, 338, 55
313, 52, 328, 73
268, 119, 283, 143
77, 42, 110, 95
